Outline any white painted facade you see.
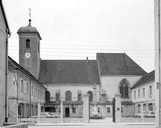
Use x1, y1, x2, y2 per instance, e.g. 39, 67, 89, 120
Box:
100, 75, 141, 100
131, 81, 155, 117
47, 84, 100, 102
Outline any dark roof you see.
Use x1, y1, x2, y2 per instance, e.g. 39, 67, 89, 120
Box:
8, 56, 46, 89
131, 70, 155, 89
0, 0, 10, 35
97, 53, 146, 76
39, 60, 100, 84
17, 22, 41, 39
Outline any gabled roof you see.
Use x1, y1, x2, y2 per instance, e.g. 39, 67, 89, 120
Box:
8, 56, 46, 89
39, 60, 100, 84
0, 0, 10, 35
131, 70, 154, 89
97, 53, 146, 76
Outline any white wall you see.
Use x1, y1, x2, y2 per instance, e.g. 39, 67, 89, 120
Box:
100, 75, 141, 100
131, 81, 155, 103
47, 84, 99, 101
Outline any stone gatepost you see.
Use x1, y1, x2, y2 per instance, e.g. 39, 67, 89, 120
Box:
38, 103, 41, 118
60, 99, 63, 123
115, 94, 121, 122
83, 94, 89, 123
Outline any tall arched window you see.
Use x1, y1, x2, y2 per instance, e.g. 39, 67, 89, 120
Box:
88, 91, 93, 102
65, 90, 72, 101
78, 90, 82, 101
56, 91, 60, 101
119, 79, 129, 98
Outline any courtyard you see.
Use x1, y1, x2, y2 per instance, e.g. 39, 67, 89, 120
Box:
29, 117, 155, 128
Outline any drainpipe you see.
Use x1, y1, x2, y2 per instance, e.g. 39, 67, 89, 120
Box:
29, 80, 32, 117
5, 30, 9, 123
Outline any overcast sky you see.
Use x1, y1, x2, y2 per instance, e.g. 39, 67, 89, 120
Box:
3, 0, 154, 72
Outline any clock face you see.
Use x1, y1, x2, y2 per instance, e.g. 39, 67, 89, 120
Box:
25, 52, 31, 58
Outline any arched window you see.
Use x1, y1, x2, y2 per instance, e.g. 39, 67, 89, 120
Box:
88, 91, 93, 102
26, 39, 30, 49
65, 91, 72, 101
78, 90, 82, 101
56, 91, 60, 101
119, 79, 129, 98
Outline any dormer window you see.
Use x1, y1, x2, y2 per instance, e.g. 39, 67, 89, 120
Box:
26, 39, 30, 49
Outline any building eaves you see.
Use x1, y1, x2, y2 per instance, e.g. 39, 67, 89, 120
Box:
0, 0, 11, 35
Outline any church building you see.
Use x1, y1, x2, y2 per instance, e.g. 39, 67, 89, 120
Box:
16, 18, 147, 119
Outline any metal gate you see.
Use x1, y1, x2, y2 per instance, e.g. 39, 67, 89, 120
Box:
112, 98, 116, 122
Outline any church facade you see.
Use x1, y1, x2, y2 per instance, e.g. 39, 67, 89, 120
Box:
15, 18, 147, 119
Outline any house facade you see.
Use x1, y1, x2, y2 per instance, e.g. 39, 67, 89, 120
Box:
131, 71, 155, 117
0, 0, 10, 126
7, 57, 46, 123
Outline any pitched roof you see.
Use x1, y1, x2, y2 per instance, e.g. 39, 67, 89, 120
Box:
8, 56, 46, 89
97, 53, 146, 76
0, 0, 10, 35
39, 60, 100, 84
131, 70, 154, 89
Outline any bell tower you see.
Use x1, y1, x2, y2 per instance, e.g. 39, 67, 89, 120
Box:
17, 11, 41, 79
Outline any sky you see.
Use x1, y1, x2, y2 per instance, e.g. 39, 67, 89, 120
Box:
3, 0, 154, 72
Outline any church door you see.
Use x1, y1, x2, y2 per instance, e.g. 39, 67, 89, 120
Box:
65, 107, 70, 117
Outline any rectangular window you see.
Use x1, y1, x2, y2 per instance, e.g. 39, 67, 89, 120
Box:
107, 107, 110, 113
148, 103, 153, 111
143, 88, 145, 97
98, 107, 100, 113
72, 107, 76, 113
143, 104, 146, 112
149, 86, 152, 98
138, 89, 140, 98
26, 39, 30, 49
138, 104, 141, 113
21, 80, 24, 93
134, 90, 136, 99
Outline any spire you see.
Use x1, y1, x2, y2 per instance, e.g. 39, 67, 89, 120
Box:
28, 8, 31, 26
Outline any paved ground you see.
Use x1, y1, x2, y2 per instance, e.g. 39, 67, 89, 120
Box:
29, 117, 156, 128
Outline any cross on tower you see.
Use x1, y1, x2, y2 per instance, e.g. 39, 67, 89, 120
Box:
28, 8, 31, 26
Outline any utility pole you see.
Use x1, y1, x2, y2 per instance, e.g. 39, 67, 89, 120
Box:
154, 0, 161, 127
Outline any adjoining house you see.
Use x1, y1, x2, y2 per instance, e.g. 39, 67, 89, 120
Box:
131, 70, 155, 117
0, 0, 10, 126
8, 57, 46, 123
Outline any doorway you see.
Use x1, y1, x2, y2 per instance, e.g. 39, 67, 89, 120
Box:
65, 107, 70, 117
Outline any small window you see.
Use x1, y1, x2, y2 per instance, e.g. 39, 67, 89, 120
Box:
138, 89, 140, 98
53, 107, 56, 112
26, 39, 30, 49
78, 90, 82, 101
21, 80, 24, 92
107, 107, 110, 113
148, 103, 153, 111
142, 88, 145, 97
72, 107, 76, 113
149, 86, 152, 98
134, 90, 136, 99
98, 107, 100, 113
